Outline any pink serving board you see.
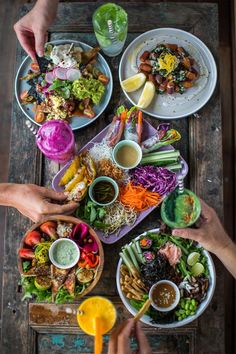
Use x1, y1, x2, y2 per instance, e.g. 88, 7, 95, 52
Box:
52, 119, 188, 244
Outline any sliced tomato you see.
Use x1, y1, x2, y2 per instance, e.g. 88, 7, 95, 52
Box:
30, 62, 40, 72
19, 248, 35, 260
24, 230, 41, 247
34, 276, 51, 290
35, 111, 46, 123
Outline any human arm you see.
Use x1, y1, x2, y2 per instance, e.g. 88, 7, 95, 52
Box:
108, 318, 152, 354
172, 199, 236, 278
0, 183, 77, 222
14, 0, 59, 59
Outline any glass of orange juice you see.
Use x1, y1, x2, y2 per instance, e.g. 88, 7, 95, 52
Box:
77, 296, 116, 354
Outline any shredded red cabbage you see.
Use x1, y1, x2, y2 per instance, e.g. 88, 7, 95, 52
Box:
130, 166, 177, 196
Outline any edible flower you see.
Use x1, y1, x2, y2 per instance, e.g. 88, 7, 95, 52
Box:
71, 223, 99, 253
139, 236, 152, 250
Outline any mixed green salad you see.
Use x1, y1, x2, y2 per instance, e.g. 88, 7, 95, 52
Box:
119, 226, 210, 324
20, 43, 109, 124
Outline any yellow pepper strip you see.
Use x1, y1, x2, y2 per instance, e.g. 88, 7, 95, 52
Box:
59, 156, 80, 186
65, 166, 86, 192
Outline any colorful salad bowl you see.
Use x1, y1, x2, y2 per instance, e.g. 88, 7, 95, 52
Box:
116, 228, 216, 328
18, 215, 104, 304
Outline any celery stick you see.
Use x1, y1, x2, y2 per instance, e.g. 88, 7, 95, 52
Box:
125, 245, 140, 271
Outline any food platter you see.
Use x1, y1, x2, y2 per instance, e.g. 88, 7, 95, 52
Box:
15, 39, 113, 130
119, 28, 217, 119
52, 115, 188, 244
18, 215, 104, 303
116, 229, 216, 328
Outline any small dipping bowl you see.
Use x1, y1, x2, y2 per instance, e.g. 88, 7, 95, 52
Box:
49, 238, 80, 269
89, 176, 119, 206
149, 280, 180, 312
161, 188, 201, 229
112, 140, 142, 170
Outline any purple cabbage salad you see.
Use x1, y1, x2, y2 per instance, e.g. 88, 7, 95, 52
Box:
130, 166, 177, 196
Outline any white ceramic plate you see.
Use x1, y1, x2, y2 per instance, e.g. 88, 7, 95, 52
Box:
116, 229, 216, 328
15, 40, 113, 131
119, 28, 217, 119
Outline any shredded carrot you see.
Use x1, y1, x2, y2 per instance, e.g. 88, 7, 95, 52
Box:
119, 182, 162, 211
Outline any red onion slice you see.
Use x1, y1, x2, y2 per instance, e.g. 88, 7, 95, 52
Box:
53, 67, 68, 80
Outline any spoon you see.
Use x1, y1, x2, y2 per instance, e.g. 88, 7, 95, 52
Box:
94, 317, 103, 354
25, 120, 38, 137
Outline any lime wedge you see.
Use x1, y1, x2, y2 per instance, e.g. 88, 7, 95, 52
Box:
121, 73, 146, 93
187, 252, 200, 266
191, 262, 204, 277
137, 81, 155, 108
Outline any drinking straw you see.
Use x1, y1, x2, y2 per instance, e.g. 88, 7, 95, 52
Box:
134, 298, 151, 321
107, 20, 117, 41
94, 317, 103, 354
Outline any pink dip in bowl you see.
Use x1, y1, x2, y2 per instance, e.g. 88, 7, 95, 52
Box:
36, 120, 75, 163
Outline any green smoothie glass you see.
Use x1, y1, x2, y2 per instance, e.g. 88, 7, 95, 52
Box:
161, 188, 201, 229
92, 3, 128, 57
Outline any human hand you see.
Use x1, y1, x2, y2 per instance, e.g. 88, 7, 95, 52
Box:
108, 318, 152, 354
9, 184, 77, 222
172, 199, 232, 255
14, 0, 59, 59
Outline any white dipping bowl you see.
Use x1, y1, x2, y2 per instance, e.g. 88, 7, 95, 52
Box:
112, 140, 142, 170
49, 238, 80, 269
149, 280, 180, 312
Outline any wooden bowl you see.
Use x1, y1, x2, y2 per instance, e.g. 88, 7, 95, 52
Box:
18, 215, 104, 299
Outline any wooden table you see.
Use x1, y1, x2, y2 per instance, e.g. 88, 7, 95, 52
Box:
1, 2, 226, 353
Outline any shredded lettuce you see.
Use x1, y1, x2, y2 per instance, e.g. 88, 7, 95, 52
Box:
55, 287, 75, 304
72, 77, 105, 105
20, 276, 52, 302
116, 105, 126, 116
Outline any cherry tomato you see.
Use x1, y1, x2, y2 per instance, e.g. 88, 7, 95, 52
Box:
35, 111, 46, 123
30, 62, 40, 71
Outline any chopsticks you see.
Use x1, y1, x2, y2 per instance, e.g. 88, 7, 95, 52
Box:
134, 298, 151, 322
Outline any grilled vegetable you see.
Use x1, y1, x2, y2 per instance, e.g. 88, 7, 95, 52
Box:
34, 276, 51, 290
76, 268, 94, 283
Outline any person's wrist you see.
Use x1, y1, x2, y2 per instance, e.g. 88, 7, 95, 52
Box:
212, 235, 234, 257
34, 0, 59, 19
0, 183, 20, 207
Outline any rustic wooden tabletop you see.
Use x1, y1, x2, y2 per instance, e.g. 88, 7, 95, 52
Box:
1, 2, 230, 353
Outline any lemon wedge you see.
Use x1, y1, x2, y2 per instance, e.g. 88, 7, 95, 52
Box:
121, 73, 146, 92
137, 81, 155, 108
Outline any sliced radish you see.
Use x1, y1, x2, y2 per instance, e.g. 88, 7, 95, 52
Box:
66, 68, 81, 81
53, 67, 68, 80
45, 71, 55, 84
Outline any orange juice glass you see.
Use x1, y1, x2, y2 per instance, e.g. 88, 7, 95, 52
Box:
77, 296, 116, 336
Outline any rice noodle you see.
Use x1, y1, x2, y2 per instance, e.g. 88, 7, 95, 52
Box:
89, 142, 112, 164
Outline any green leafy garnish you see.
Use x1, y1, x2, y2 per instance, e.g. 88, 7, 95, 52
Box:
20, 276, 52, 302
48, 79, 72, 99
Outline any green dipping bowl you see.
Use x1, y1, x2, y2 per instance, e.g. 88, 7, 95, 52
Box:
161, 188, 201, 229
89, 176, 119, 206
